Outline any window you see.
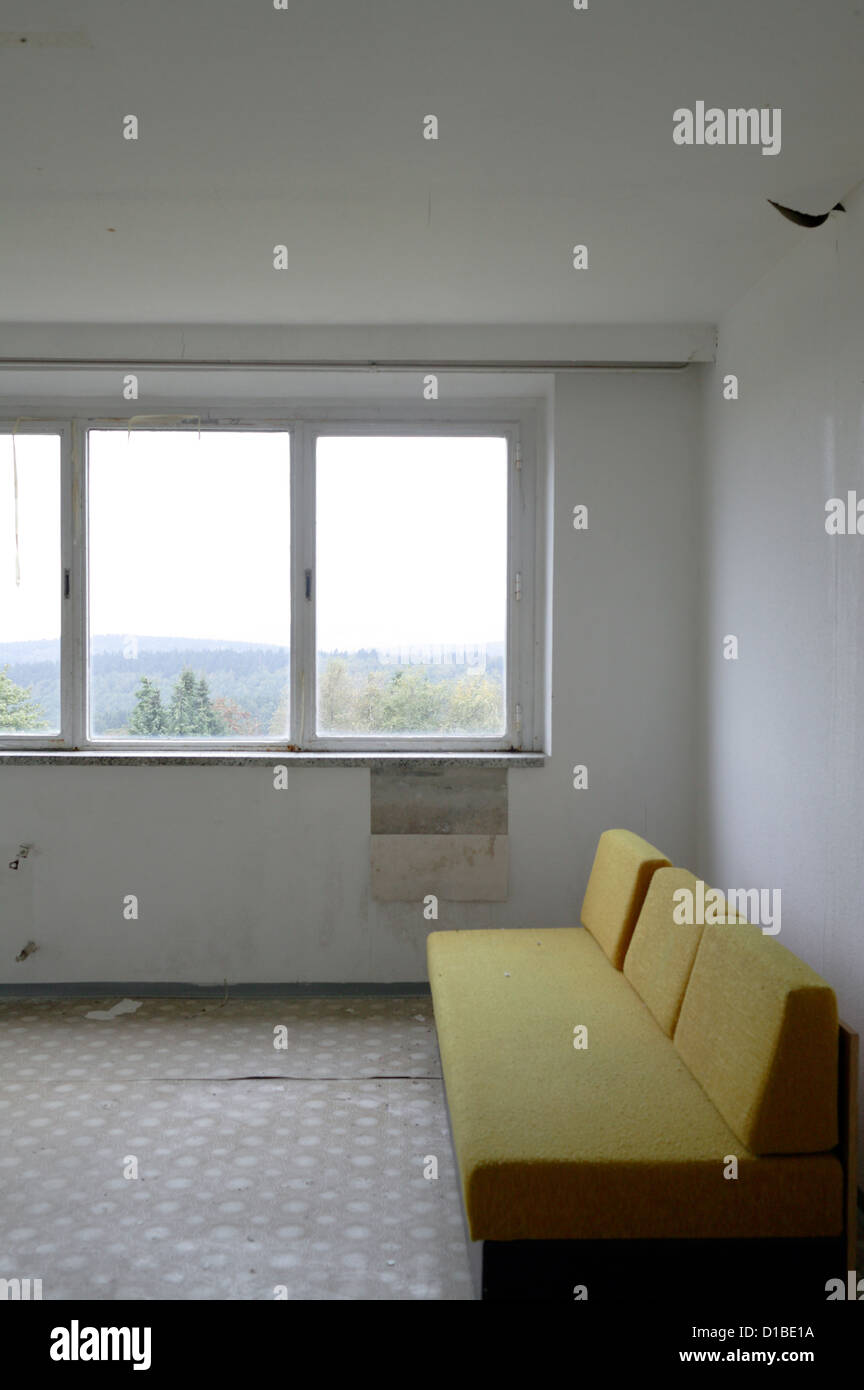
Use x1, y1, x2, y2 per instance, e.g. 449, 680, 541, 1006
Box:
0, 429, 62, 736
87, 430, 291, 740
0, 412, 539, 754
315, 435, 507, 741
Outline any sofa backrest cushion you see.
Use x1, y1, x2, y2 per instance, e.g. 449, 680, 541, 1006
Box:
674, 922, 838, 1154
580, 829, 670, 970
624, 867, 730, 1036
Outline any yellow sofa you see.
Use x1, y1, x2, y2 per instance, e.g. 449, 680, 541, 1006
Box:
428, 829, 858, 1301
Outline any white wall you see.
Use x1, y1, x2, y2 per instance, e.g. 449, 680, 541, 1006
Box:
0, 369, 702, 986
537, 370, 701, 911
699, 188, 864, 1181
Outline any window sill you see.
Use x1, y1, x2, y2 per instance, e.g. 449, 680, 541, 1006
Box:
0, 750, 546, 769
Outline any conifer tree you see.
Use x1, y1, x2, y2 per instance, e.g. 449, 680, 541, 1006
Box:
128, 676, 168, 736
169, 667, 201, 734
165, 667, 228, 735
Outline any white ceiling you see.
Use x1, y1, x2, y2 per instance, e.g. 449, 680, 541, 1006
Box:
2, 0, 863, 328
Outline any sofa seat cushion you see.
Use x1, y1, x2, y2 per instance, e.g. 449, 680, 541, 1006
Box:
428, 927, 842, 1242
580, 829, 670, 969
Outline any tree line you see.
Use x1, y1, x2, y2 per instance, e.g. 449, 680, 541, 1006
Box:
1, 654, 504, 737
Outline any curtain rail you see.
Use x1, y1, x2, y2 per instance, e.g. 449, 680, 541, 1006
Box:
0, 357, 693, 373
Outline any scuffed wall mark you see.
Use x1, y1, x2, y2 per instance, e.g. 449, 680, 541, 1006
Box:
370, 767, 507, 836
0, 29, 92, 48
85, 998, 142, 1021
371, 833, 509, 901
14, 940, 37, 962
462, 837, 496, 867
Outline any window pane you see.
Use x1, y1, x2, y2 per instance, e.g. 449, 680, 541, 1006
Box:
316, 436, 507, 738
0, 434, 61, 734
88, 431, 291, 739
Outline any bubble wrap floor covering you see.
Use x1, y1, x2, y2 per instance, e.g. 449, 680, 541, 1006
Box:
0, 996, 473, 1301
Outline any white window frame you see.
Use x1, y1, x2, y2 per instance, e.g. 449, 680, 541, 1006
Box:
0, 419, 71, 750
1, 404, 541, 753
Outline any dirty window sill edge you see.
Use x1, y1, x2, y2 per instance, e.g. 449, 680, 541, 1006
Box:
0, 750, 546, 769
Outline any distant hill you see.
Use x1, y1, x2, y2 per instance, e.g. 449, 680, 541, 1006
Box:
0, 637, 60, 666
0, 633, 287, 667
90, 634, 287, 655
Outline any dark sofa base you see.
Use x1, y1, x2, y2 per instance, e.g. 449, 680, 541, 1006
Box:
475, 1234, 848, 1303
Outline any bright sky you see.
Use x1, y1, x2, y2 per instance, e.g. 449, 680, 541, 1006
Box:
2, 430, 508, 653
317, 435, 507, 650
88, 430, 292, 649
0, 434, 61, 647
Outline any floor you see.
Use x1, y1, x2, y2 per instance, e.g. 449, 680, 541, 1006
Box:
0, 996, 473, 1300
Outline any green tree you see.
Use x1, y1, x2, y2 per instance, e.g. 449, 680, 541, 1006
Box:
0, 665, 46, 730
318, 658, 357, 733
167, 667, 228, 736
268, 688, 290, 737
442, 673, 503, 733
379, 668, 443, 733
353, 670, 387, 732
128, 676, 168, 736
168, 668, 200, 734
195, 675, 228, 736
